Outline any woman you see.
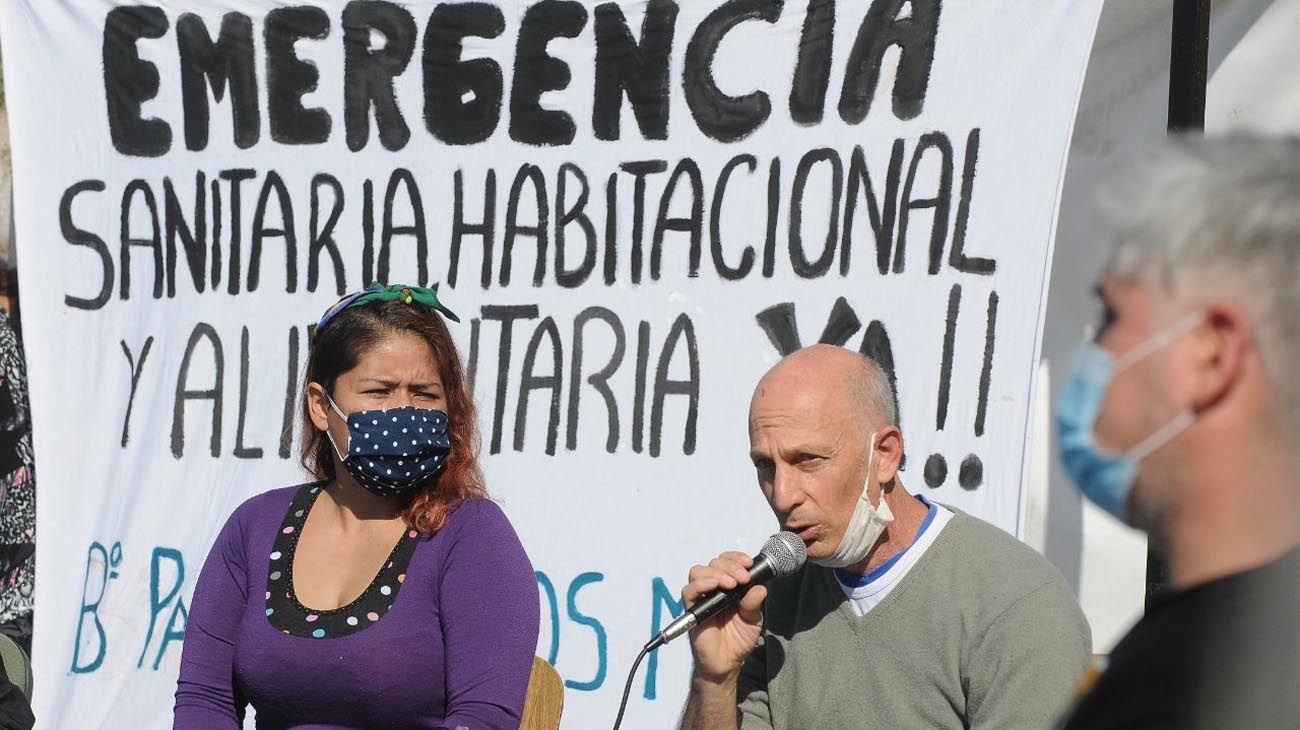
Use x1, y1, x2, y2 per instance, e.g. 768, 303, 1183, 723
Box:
174, 283, 540, 729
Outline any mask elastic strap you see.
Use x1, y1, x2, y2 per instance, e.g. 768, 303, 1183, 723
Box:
324, 392, 349, 422
1114, 312, 1203, 372
324, 428, 348, 462
323, 392, 349, 460
1127, 410, 1196, 462
862, 430, 881, 506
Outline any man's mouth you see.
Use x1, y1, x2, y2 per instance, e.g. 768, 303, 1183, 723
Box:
784, 523, 821, 542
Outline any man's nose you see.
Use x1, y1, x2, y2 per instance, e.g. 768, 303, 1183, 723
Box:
769, 467, 805, 514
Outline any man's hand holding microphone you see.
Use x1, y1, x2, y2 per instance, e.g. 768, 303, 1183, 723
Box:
666, 533, 805, 730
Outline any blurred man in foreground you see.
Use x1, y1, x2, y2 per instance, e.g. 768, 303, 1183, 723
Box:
1057, 135, 1300, 729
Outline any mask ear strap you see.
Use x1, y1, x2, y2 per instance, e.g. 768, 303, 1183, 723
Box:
1115, 312, 1204, 372
864, 430, 881, 505
324, 392, 348, 423
322, 392, 350, 460
1127, 410, 1196, 462
325, 428, 348, 462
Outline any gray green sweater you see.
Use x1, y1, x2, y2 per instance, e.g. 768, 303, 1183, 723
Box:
737, 508, 1091, 729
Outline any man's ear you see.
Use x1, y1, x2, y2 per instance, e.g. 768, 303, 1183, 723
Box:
1190, 302, 1251, 414
874, 426, 905, 488
305, 382, 332, 432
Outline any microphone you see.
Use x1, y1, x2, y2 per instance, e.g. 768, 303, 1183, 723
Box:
646, 532, 807, 651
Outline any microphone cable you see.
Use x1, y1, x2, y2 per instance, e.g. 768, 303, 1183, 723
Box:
610, 643, 652, 730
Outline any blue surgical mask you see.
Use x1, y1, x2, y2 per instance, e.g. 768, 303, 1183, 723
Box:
324, 394, 452, 497
1056, 315, 1201, 523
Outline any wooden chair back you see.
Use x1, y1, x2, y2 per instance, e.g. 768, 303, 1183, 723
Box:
519, 656, 564, 730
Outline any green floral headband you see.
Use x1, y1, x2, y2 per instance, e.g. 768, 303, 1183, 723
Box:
315, 282, 460, 336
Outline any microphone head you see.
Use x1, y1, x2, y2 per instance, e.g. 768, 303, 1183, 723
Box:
761, 532, 808, 577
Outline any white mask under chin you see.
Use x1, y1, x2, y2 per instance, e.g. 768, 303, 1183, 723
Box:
810, 431, 894, 569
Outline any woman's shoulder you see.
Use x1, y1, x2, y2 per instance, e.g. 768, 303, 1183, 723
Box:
430, 497, 528, 552
198, 483, 316, 564
428, 497, 535, 580
225, 482, 317, 531
439, 496, 513, 534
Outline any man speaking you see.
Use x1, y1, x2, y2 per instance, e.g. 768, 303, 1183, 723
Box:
677, 345, 1089, 729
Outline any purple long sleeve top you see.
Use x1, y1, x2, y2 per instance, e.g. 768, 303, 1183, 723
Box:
174, 483, 540, 729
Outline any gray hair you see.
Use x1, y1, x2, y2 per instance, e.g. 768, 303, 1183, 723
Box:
1098, 134, 1300, 429
851, 352, 899, 430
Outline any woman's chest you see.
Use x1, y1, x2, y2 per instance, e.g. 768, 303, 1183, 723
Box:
231, 496, 450, 725
293, 519, 409, 611
232, 591, 448, 726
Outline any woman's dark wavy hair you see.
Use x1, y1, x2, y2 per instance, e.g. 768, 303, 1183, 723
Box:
301, 300, 485, 533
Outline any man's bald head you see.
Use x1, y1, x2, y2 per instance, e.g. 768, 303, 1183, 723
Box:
752, 344, 898, 436
748, 345, 909, 567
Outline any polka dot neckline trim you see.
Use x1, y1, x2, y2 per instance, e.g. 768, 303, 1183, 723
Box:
263, 483, 421, 639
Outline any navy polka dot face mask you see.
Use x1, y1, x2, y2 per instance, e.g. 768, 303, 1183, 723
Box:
324, 394, 452, 498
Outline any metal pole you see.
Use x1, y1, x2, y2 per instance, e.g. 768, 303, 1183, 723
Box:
1168, 0, 1211, 131
1147, 0, 1210, 606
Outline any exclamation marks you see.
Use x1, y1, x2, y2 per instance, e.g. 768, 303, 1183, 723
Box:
923, 285, 961, 488
975, 292, 998, 438
923, 286, 998, 491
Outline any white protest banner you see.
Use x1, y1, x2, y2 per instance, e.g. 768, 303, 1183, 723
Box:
0, 1, 1101, 727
